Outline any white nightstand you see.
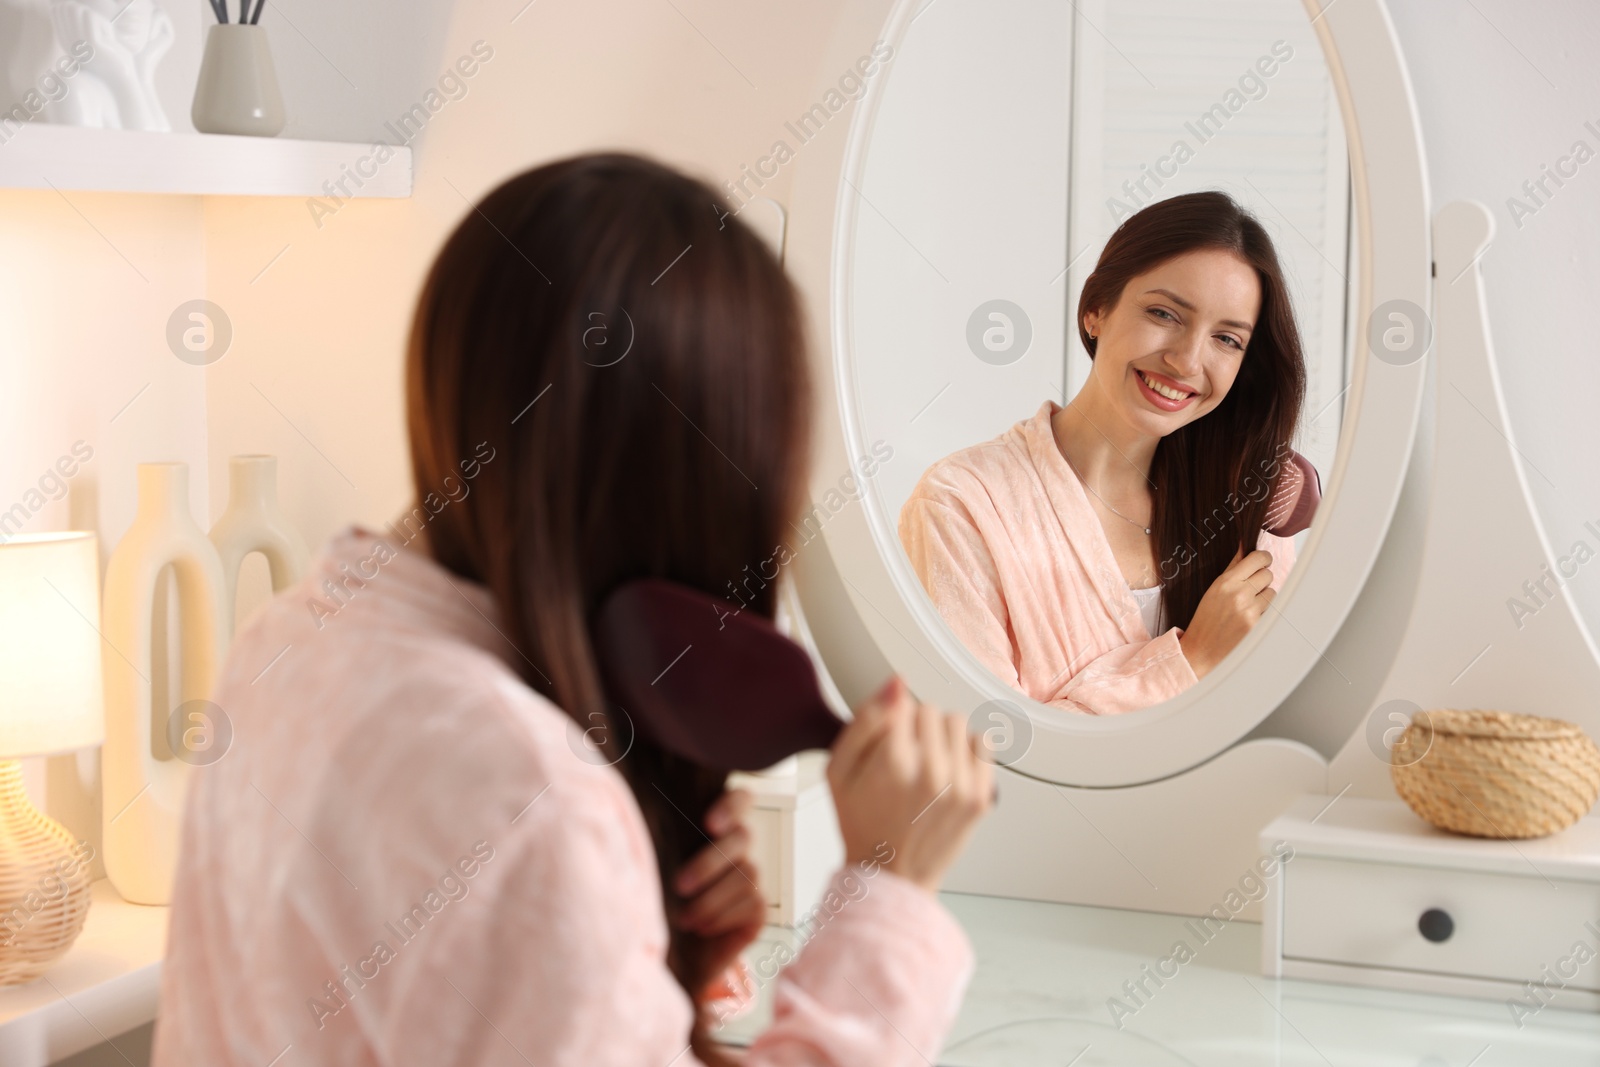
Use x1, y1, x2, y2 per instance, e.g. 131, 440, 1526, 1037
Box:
1261, 794, 1600, 1013
729, 751, 843, 927
0, 880, 167, 1066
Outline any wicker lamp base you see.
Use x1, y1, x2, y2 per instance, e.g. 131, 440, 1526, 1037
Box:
0, 760, 93, 986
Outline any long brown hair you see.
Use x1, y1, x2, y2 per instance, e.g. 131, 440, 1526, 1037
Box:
405, 152, 811, 1061
1077, 190, 1307, 631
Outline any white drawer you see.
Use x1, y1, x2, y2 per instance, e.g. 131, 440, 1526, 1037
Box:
745, 805, 785, 912
1283, 855, 1600, 990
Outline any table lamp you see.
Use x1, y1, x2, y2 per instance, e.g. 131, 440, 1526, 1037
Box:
0, 532, 105, 986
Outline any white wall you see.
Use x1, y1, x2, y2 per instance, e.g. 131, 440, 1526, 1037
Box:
848, 0, 1073, 521
1391, 0, 1600, 635
1263, 0, 1600, 754
201, 0, 857, 544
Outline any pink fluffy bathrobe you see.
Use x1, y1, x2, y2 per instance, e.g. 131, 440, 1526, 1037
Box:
152, 527, 974, 1066
899, 400, 1312, 716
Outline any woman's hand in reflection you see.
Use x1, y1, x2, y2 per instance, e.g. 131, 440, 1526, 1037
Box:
1178, 546, 1276, 680
673, 787, 766, 1000
828, 676, 994, 894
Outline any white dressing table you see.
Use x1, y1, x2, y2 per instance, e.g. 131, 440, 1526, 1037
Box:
720, 894, 1600, 1064
763, 0, 1600, 1041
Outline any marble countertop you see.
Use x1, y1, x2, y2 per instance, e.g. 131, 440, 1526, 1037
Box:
716, 890, 1600, 1065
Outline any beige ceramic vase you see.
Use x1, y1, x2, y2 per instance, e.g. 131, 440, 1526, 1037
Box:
209, 455, 309, 639
191, 24, 285, 137
101, 463, 227, 905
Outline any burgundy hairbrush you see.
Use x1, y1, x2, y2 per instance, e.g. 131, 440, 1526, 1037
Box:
1263, 450, 1322, 537
592, 580, 845, 771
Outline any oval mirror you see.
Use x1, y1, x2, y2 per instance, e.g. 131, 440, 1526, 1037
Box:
786, 0, 1430, 786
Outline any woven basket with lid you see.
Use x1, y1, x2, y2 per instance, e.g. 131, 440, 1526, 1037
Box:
1390, 708, 1600, 839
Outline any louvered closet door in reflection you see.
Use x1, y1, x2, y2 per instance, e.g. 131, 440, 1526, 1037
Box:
1065, 0, 1351, 520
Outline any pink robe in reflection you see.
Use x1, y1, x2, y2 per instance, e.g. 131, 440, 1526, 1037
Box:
898, 400, 1309, 716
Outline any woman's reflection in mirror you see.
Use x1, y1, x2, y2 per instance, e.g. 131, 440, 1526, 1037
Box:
900, 191, 1322, 715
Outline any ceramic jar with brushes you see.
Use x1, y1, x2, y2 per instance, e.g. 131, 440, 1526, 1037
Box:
192, 0, 284, 137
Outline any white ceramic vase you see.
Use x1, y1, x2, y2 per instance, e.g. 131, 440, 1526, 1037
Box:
191, 23, 284, 137
101, 463, 227, 905
209, 455, 308, 640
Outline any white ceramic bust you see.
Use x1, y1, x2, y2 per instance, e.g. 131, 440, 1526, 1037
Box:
49, 0, 173, 130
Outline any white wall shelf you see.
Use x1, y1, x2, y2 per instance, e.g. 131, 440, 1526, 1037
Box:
0, 880, 167, 1067
0, 124, 411, 198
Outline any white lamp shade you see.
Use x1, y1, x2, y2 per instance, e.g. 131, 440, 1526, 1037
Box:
0, 532, 106, 758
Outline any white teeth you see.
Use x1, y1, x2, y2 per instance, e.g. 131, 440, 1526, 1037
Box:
1140, 371, 1191, 401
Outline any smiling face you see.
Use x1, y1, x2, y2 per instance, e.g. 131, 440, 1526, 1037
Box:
1082, 247, 1262, 437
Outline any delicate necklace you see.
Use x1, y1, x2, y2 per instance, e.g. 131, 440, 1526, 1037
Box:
1061, 453, 1152, 536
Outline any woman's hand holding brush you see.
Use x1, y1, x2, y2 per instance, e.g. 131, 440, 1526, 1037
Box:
828, 676, 994, 894
672, 788, 766, 1004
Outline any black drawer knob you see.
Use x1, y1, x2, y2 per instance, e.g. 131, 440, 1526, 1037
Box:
1418, 908, 1454, 943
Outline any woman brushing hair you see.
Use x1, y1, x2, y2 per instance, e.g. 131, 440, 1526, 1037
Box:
900, 191, 1321, 716
152, 152, 992, 1066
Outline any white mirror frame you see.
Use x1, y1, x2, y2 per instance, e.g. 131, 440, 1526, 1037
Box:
786, 0, 1432, 786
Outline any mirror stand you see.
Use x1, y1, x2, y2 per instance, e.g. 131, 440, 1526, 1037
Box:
925, 199, 1600, 916
771, 0, 1595, 917
1328, 201, 1600, 800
